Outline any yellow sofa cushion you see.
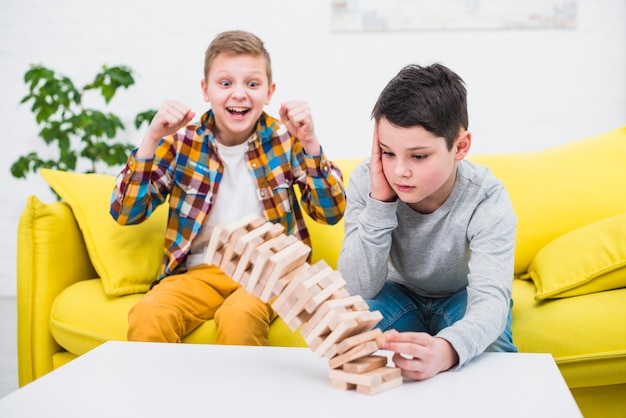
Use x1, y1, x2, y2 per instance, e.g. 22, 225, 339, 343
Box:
512, 278, 626, 389
40, 169, 168, 296
50, 279, 306, 356
521, 213, 626, 300
469, 126, 626, 275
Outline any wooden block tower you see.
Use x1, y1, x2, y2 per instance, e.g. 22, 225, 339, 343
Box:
204, 215, 403, 395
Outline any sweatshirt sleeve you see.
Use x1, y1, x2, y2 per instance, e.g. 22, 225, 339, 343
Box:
437, 184, 517, 368
337, 160, 398, 298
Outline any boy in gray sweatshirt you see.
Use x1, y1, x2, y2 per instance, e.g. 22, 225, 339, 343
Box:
337, 63, 518, 381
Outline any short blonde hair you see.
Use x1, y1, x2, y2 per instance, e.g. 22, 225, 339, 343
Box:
204, 30, 272, 84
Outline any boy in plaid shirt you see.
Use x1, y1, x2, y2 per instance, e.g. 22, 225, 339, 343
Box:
110, 30, 345, 345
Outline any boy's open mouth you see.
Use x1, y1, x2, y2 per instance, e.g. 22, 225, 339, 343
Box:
227, 107, 250, 116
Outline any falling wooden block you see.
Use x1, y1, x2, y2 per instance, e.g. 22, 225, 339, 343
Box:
280, 266, 335, 325
342, 355, 388, 374
219, 227, 249, 274
230, 235, 265, 282
233, 222, 283, 255
328, 340, 380, 369
335, 328, 385, 355
256, 240, 311, 299
208, 214, 265, 271
300, 294, 368, 343
323, 311, 383, 359
265, 262, 311, 302
311, 316, 361, 357
303, 272, 346, 314
300, 305, 347, 345
272, 260, 327, 314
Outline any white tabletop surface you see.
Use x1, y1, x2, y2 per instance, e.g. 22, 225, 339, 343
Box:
0, 341, 582, 417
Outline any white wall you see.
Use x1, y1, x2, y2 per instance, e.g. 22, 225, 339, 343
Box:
1, 0, 625, 296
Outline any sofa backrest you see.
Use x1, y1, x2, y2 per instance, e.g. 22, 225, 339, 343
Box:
470, 126, 626, 275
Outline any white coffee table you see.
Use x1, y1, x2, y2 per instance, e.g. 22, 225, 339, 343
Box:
0, 341, 581, 417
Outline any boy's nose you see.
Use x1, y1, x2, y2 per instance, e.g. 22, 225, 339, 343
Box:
394, 161, 411, 177
232, 84, 247, 98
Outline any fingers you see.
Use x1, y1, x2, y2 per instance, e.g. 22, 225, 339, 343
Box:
371, 121, 381, 157
280, 100, 312, 128
158, 100, 194, 128
382, 331, 456, 381
147, 100, 195, 141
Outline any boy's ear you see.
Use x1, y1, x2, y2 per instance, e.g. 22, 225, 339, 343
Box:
201, 79, 210, 102
265, 82, 276, 105
454, 130, 471, 161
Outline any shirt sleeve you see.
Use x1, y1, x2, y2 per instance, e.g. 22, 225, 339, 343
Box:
295, 146, 346, 226
110, 141, 172, 225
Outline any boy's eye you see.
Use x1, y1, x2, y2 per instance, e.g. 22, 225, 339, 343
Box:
381, 151, 395, 157
219, 80, 231, 87
412, 154, 427, 160
248, 81, 260, 88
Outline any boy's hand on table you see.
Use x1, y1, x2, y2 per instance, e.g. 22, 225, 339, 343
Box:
381, 329, 459, 381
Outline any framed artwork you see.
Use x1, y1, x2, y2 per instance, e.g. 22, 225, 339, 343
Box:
331, 0, 578, 32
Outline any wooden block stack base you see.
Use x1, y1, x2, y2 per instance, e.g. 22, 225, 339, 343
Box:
204, 215, 403, 395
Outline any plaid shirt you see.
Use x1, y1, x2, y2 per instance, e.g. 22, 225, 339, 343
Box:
110, 110, 346, 282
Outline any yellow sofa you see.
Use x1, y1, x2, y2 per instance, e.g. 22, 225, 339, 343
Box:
17, 127, 626, 417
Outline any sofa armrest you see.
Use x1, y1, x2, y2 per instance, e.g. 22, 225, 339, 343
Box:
17, 196, 98, 386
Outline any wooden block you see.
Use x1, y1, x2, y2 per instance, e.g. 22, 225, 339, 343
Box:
356, 375, 403, 395
279, 266, 332, 324
342, 355, 388, 374
244, 249, 275, 295
300, 305, 347, 344
312, 317, 360, 357
218, 227, 249, 272
299, 292, 361, 339
217, 214, 266, 243
204, 223, 227, 266
233, 222, 274, 255
272, 260, 327, 313
281, 284, 321, 326
264, 262, 310, 302
294, 264, 333, 298
230, 235, 265, 282
328, 340, 379, 369
287, 309, 315, 331
317, 294, 370, 313
266, 240, 311, 281
258, 241, 311, 300
303, 272, 346, 314
251, 235, 296, 265
328, 366, 400, 388
330, 379, 356, 391
323, 311, 383, 359
335, 328, 384, 355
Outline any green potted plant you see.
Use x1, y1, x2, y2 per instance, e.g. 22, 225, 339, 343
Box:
11, 64, 156, 179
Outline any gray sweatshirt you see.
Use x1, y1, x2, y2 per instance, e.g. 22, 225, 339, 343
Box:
338, 158, 517, 367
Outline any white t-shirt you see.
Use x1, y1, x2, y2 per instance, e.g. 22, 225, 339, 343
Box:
185, 140, 264, 267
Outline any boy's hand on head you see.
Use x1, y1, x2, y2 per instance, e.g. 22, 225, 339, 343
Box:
279, 101, 321, 156
370, 123, 397, 202
381, 330, 459, 381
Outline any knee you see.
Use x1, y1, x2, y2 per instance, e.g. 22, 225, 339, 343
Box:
127, 296, 182, 343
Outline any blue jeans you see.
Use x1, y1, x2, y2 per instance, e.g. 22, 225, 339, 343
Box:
366, 281, 517, 352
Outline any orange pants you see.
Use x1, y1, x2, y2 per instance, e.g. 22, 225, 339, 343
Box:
127, 265, 276, 345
